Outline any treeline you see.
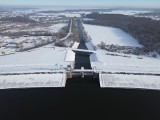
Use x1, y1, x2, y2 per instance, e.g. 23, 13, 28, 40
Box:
0, 16, 36, 23
85, 13, 160, 54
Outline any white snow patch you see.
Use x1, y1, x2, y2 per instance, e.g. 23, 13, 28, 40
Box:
65, 49, 75, 62
72, 42, 79, 49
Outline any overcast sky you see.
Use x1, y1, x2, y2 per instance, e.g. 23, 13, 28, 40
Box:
0, 0, 160, 8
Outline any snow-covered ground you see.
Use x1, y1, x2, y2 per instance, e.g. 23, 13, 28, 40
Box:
83, 24, 142, 47
0, 45, 75, 74
0, 36, 53, 54
0, 7, 160, 90
83, 24, 160, 74
83, 24, 160, 90
100, 74, 160, 90
95, 49, 160, 74
0, 73, 66, 89
0, 38, 74, 89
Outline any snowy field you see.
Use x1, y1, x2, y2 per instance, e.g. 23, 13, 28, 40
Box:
83, 24, 142, 47
95, 49, 160, 74
0, 45, 75, 74
0, 73, 66, 89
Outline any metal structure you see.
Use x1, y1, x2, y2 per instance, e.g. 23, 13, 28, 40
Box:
66, 63, 99, 79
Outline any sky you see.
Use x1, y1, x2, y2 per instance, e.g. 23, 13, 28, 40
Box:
0, 0, 160, 8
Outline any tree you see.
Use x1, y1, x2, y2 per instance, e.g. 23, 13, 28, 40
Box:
100, 41, 106, 49
152, 53, 157, 58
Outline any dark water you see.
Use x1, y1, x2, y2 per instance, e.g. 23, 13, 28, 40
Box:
74, 46, 92, 69
74, 20, 92, 69
0, 78, 160, 119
